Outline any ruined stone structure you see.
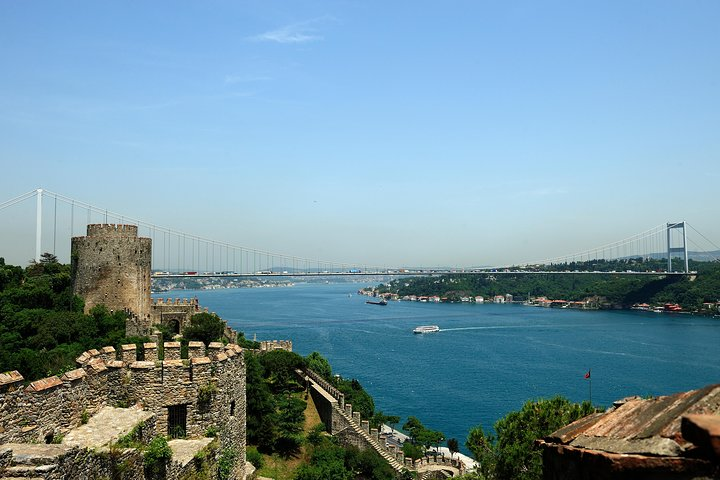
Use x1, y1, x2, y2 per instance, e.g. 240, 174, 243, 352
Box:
72, 224, 153, 336
151, 297, 202, 335
0, 342, 246, 479
258, 340, 293, 352
538, 383, 720, 479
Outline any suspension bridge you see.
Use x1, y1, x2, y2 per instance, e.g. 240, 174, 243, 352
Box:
1, 188, 718, 277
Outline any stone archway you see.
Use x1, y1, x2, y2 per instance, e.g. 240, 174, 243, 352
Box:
169, 319, 181, 335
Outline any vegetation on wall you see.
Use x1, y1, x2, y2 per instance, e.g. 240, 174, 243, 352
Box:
143, 435, 173, 479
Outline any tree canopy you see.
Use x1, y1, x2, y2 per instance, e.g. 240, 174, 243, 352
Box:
0, 257, 144, 380
306, 351, 332, 378
465, 396, 596, 480
182, 312, 225, 345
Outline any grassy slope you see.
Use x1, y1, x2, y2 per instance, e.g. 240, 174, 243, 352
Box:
256, 392, 323, 480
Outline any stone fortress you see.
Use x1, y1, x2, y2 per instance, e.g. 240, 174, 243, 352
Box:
0, 224, 248, 479
71, 224, 236, 340
0, 223, 466, 480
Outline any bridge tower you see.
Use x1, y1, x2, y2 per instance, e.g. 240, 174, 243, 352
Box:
71, 224, 153, 336
666, 222, 689, 273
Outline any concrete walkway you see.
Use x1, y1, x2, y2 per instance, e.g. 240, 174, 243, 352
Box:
168, 438, 214, 467
62, 406, 153, 448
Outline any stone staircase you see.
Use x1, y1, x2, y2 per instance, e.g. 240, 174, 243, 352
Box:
333, 405, 407, 474
0, 444, 73, 479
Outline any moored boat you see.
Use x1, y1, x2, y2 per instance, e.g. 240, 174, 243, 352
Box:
366, 299, 388, 306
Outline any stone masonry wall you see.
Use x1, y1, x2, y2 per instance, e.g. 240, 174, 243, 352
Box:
151, 298, 202, 335
0, 342, 245, 479
71, 224, 153, 336
304, 369, 462, 476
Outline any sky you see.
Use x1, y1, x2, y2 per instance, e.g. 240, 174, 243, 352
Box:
1, 1, 719, 268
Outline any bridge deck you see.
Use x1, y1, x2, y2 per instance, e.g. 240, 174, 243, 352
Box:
152, 271, 692, 278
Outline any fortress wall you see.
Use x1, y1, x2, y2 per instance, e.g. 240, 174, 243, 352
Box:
0, 341, 245, 465
214, 344, 246, 478
307, 375, 338, 433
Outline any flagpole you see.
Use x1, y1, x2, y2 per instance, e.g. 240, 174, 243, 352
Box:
584, 368, 592, 406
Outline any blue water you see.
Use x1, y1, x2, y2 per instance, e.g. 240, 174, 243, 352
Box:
158, 282, 720, 452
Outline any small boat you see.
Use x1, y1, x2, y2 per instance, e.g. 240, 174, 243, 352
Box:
413, 325, 440, 334
366, 299, 388, 306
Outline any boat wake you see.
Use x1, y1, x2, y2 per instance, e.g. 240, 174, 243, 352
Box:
440, 325, 552, 332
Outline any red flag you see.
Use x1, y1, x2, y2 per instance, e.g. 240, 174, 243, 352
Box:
584, 370, 591, 379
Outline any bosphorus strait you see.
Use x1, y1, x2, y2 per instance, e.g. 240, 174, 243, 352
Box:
162, 282, 720, 453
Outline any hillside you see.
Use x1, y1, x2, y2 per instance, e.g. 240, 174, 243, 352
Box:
373, 259, 720, 311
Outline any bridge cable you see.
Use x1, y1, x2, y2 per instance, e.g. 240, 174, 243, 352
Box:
0, 190, 37, 211
686, 223, 720, 257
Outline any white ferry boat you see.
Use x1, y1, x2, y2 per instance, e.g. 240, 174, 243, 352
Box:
413, 325, 440, 334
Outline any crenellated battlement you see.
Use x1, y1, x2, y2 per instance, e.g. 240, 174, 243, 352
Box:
152, 297, 200, 306
305, 368, 344, 407
86, 223, 139, 237
73, 341, 244, 374
0, 342, 246, 446
305, 368, 464, 476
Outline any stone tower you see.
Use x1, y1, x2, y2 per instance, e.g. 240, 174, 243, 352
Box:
71, 224, 152, 336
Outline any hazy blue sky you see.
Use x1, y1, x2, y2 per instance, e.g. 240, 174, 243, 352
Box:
1, 1, 719, 267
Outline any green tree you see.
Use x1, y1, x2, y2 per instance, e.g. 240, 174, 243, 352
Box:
345, 445, 396, 480
306, 351, 332, 379
275, 392, 307, 457
335, 377, 375, 420
417, 428, 444, 453
307, 423, 327, 446
402, 441, 424, 461
466, 425, 496, 479
466, 396, 596, 480
259, 349, 306, 393
0, 260, 142, 380
371, 410, 399, 430
402, 416, 425, 443
182, 312, 225, 345
245, 352, 277, 449
294, 439, 352, 480
386, 414, 400, 432
26, 252, 63, 276
447, 437, 459, 460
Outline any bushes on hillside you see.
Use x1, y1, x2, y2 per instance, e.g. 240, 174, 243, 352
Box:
0, 258, 144, 380
464, 396, 596, 480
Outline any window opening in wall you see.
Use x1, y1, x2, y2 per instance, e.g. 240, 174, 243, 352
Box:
167, 404, 187, 438
230, 400, 236, 417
